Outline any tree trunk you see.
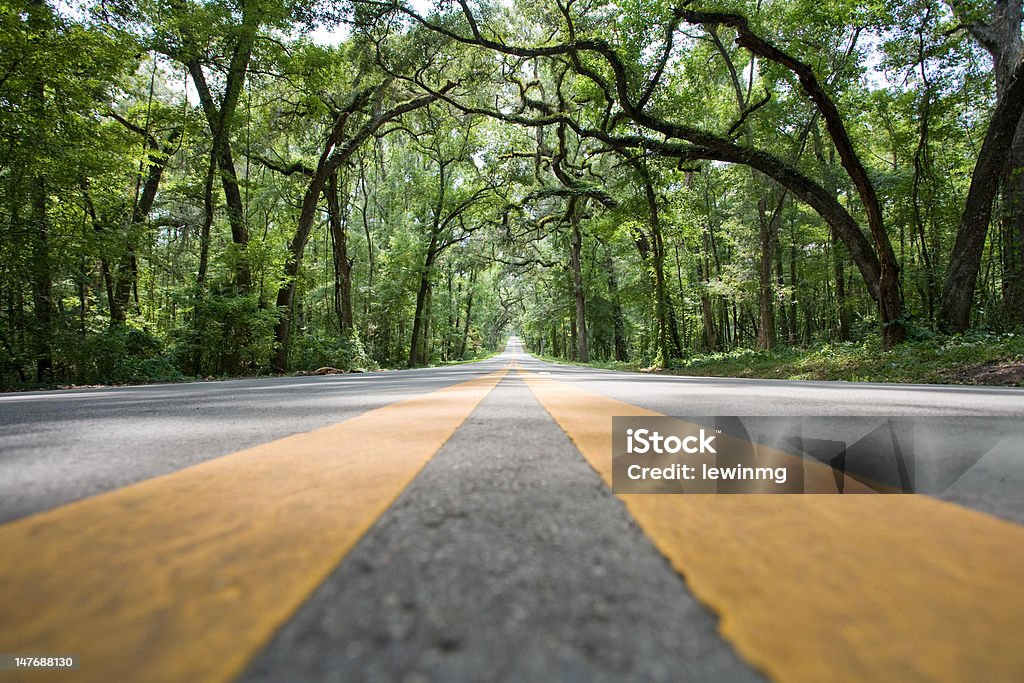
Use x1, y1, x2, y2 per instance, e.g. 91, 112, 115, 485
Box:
273, 169, 330, 372
1001, 120, 1024, 327
408, 242, 437, 368
626, 157, 676, 365
189, 152, 217, 377
756, 197, 779, 350
941, 58, 1024, 332
423, 281, 433, 363
832, 227, 851, 342
326, 171, 353, 335
569, 208, 589, 363
458, 270, 476, 358
789, 242, 798, 343
445, 267, 455, 361
697, 244, 717, 351
108, 128, 180, 322
605, 248, 627, 361
188, 60, 252, 290
910, 70, 938, 322
569, 316, 578, 361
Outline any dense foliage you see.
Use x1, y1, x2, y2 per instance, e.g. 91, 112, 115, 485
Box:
2, 0, 1022, 386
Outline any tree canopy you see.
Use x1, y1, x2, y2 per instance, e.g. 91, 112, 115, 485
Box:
2, 0, 1022, 385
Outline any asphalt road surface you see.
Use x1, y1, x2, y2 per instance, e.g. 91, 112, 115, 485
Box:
1, 337, 1022, 683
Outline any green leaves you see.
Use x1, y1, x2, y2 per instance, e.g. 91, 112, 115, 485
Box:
1, 0, 1017, 386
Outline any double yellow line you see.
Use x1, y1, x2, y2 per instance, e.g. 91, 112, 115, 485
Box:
3, 366, 1023, 683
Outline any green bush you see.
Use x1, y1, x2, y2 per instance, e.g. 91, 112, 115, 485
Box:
172, 293, 278, 377
54, 324, 183, 385
289, 330, 372, 372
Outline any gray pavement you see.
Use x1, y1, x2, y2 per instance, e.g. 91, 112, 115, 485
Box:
1, 337, 1022, 682
4, 338, 1020, 525
0, 360, 507, 523
509, 343, 1024, 419
241, 374, 764, 683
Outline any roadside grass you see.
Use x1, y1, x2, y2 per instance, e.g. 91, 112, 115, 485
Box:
1, 346, 507, 392
534, 331, 1024, 386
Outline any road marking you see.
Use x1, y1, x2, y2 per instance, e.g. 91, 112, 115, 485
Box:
519, 369, 1024, 683
0, 368, 508, 683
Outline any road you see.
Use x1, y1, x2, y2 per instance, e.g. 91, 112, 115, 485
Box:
1, 337, 1022, 682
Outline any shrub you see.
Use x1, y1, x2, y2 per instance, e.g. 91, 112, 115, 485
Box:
54, 324, 182, 385
171, 293, 278, 377
289, 330, 373, 372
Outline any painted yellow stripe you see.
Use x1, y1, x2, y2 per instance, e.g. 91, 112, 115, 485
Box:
519, 369, 1024, 683
0, 369, 508, 683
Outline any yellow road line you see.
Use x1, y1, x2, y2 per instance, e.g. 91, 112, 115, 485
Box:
0, 369, 508, 683
519, 369, 1024, 683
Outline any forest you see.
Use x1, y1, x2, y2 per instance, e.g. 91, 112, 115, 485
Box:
2, 0, 1023, 387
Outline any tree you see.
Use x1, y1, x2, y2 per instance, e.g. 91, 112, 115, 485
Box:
941, 0, 1024, 330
